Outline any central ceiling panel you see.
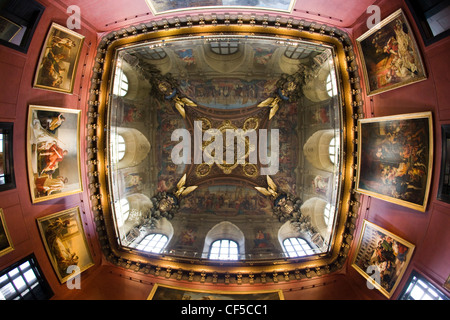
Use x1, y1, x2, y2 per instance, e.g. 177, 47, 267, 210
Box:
106, 34, 342, 263
86, 16, 362, 282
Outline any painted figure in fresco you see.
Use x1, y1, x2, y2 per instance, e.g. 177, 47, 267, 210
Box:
39, 143, 68, 174
34, 174, 68, 196
367, 233, 409, 291
45, 217, 79, 276
37, 112, 66, 134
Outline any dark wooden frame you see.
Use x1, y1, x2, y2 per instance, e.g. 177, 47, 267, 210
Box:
0, 122, 15, 192
405, 0, 450, 47
438, 124, 450, 203
0, 0, 45, 53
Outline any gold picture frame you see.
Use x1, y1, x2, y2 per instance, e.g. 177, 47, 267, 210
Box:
0, 208, 14, 257
148, 283, 284, 300
37, 207, 94, 284
356, 9, 427, 96
26, 105, 83, 203
33, 22, 85, 94
356, 111, 433, 212
352, 220, 415, 299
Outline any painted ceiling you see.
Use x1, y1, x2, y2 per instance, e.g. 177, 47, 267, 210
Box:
106, 34, 342, 262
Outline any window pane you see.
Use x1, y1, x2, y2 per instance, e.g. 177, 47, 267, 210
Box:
137, 234, 168, 253
400, 273, 449, 300
283, 238, 316, 258
209, 239, 239, 260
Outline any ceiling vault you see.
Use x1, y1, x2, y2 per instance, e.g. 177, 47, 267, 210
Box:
85, 13, 364, 284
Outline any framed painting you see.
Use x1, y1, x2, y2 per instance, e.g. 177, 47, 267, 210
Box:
33, 22, 84, 94
356, 112, 433, 212
37, 207, 94, 284
352, 220, 415, 299
26, 105, 83, 203
148, 283, 284, 300
356, 9, 427, 96
0, 208, 14, 257
145, 0, 296, 15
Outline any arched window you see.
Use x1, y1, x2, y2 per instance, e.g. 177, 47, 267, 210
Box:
111, 133, 126, 162
329, 136, 338, 165
284, 45, 313, 59
113, 67, 128, 97
145, 47, 167, 60
210, 40, 239, 55
208, 239, 239, 260
136, 233, 168, 253
326, 69, 338, 97
283, 237, 316, 257
323, 203, 335, 227
115, 198, 130, 227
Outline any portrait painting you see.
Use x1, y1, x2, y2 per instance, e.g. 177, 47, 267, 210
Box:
0, 208, 14, 257
352, 220, 415, 298
148, 283, 284, 300
145, 0, 295, 15
26, 105, 83, 203
356, 9, 426, 96
37, 207, 94, 284
33, 22, 85, 94
356, 112, 433, 212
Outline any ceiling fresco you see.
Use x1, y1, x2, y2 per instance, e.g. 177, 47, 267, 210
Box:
86, 15, 363, 282
106, 34, 341, 261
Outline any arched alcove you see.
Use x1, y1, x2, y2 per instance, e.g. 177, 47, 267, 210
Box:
201, 221, 245, 259
303, 129, 338, 172
110, 127, 151, 169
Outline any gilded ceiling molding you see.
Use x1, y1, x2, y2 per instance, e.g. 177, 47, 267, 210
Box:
86, 13, 364, 284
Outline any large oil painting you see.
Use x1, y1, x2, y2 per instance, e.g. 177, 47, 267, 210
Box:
37, 207, 94, 284
146, 0, 296, 15
352, 220, 415, 299
33, 22, 85, 94
356, 112, 433, 212
26, 105, 83, 203
356, 9, 426, 96
148, 283, 284, 300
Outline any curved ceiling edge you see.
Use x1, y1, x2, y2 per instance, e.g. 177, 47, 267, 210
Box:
86, 14, 364, 284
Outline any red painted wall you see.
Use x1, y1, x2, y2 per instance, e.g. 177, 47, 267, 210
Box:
347, 0, 450, 299
0, 0, 449, 300
0, 0, 102, 298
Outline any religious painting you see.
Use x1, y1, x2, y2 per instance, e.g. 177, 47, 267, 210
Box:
352, 220, 415, 299
37, 207, 94, 284
33, 22, 85, 94
178, 78, 273, 110
148, 283, 284, 300
0, 208, 14, 257
145, 0, 296, 15
181, 185, 273, 216
356, 112, 433, 212
26, 105, 83, 203
356, 9, 427, 96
